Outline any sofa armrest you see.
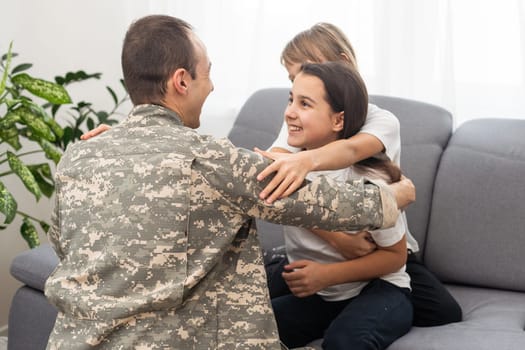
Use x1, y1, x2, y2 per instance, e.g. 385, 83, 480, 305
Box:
10, 243, 59, 292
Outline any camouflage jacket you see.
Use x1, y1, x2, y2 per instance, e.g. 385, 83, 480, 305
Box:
45, 104, 398, 349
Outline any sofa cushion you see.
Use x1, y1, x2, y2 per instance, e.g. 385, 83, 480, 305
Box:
8, 286, 57, 350
370, 95, 453, 255
308, 285, 525, 349
425, 118, 525, 291
388, 285, 525, 350
10, 243, 58, 291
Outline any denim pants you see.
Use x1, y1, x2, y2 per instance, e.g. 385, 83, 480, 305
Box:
271, 278, 413, 350
267, 254, 461, 328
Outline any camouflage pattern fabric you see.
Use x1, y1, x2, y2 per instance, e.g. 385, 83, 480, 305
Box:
45, 104, 397, 349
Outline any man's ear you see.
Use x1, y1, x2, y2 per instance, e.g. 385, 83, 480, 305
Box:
171, 68, 190, 95
332, 111, 344, 132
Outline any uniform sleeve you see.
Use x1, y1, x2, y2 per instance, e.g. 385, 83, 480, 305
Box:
47, 189, 65, 261
205, 139, 399, 231
359, 104, 401, 164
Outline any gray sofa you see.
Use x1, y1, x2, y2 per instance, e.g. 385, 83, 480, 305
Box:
9, 89, 525, 349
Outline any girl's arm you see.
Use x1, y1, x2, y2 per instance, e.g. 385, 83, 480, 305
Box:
80, 124, 111, 140
282, 235, 407, 298
256, 133, 384, 203
257, 106, 400, 203
311, 229, 377, 259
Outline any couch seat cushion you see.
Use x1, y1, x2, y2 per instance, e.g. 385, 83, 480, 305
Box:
388, 284, 525, 350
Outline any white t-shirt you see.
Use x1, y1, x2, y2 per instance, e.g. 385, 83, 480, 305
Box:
270, 102, 419, 253
284, 167, 411, 301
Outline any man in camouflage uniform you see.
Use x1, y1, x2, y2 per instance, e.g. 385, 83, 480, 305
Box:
45, 15, 411, 349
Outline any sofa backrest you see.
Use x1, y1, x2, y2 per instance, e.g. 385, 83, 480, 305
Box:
228, 88, 289, 151
424, 118, 525, 291
228, 89, 453, 258
370, 95, 453, 254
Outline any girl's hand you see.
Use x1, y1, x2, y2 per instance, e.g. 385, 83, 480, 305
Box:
255, 147, 315, 203
282, 260, 330, 297
80, 124, 111, 140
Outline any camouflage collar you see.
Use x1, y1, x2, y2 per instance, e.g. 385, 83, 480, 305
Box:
130, 104, 184, 126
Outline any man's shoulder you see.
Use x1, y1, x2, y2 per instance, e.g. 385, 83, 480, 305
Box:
58, 124, 264, 174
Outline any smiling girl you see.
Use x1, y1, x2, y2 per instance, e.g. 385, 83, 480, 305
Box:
271, 61, 412, 350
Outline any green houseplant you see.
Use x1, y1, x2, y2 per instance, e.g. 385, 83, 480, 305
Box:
0, 42, 127, 248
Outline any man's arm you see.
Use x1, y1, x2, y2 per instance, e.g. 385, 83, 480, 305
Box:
209, 143, 406, 231
47, 190, 65, 260
255, 134, 385, 203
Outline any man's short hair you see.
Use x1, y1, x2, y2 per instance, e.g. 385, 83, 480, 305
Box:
121, 15, 197, 105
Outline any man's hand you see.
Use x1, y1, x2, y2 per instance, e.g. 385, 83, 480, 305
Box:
282, 260, 330, 298
254, 147, 314, 204
80, 124, 111, 140
389, 175, 416, 209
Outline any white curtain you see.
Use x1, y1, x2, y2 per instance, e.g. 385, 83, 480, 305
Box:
2, 0, 524, 136
153, 0, 525, 133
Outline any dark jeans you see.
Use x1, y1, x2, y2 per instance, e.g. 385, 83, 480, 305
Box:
271, 279, 413, 350
266, 254, 462, 328
406, 252, 462, 326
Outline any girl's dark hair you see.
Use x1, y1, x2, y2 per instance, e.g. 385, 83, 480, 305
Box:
121, 15, 197, 105
300, 62, 401, 183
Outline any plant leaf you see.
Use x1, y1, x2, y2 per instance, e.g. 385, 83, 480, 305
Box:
50, 103, 61, 117
106, 86, 118, 105
0, 123, 22, 150
12, 73, 72, 104
28, 165, 55, 198
0, 111, 22, 128
39, 139, 62, 164
39, 221, 50, 233
21, 100, 65, 139
6, 151, 42, 201
28, 163, 52, 180
55, 70, 101, 85
120, 78, 127, 91
74, 113, 87, 128
96, 110, 109, 123
43, 114, 64, 139
0, 42, 13, 96
21, 217, 40, 248
0, 180, 17, 224
1, 51, 18, 62
16, 106, 56, 142
86, 117, 95, 131
62, 126, 74, 149
105, 118, 120, 126
12, 63, 33, 75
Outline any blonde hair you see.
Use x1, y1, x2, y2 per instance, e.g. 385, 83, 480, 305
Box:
281, 23, 358, 69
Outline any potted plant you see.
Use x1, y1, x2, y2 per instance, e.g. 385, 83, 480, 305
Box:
0, 42, 127, 248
